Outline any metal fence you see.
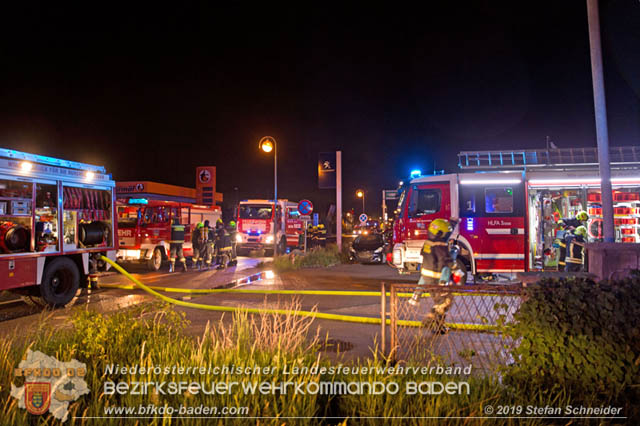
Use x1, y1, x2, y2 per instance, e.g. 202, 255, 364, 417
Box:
381, 283, 524, 374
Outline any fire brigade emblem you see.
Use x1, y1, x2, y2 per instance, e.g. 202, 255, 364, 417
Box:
199, 169, 211, 183
25, 382, 51, 415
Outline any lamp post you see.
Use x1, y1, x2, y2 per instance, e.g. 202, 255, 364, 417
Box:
356, 189, 365, 214
259, 136, 278, 256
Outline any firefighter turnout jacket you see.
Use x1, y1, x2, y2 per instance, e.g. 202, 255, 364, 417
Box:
420, 240, 452, 285
169, 222, 185, 244
564, 233, 585, 267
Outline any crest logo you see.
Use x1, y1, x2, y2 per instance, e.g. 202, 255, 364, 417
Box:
199, 169, 211, 183
25, 382, 51, 415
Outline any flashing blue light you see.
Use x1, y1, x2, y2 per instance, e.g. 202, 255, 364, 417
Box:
128, 198, 148, 205
410, 169, 421, 178
466, 217, 474, 232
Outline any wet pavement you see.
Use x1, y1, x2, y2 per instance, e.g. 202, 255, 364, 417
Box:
0, 259, 420, 362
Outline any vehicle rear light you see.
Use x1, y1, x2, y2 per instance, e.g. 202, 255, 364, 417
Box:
386, 252, 393, 262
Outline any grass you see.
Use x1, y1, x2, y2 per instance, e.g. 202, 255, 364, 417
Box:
263, 245, 343, 272
1, 301, 626, 425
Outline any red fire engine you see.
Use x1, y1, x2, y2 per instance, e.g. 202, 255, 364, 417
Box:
391, 147, 640, 277
236, 199, 303, 255
0, 148, 117, 306
116, 181, 221, 270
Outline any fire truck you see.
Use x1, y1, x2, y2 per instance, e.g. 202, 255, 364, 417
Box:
116, 181, 221, 270
391, 147, 640, 279
236, 199, 303, 255
0, 148, 117, 306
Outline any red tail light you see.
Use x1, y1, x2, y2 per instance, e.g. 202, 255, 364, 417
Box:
386, 252, 393, 262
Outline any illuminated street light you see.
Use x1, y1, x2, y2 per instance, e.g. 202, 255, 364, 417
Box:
259, 136, 278, 256
356, 189, 365, 214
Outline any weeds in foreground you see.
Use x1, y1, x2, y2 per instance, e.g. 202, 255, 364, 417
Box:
0, 302, 630, 425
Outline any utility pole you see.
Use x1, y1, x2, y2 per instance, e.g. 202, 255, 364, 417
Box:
586, 0, 615, 242
336, 151, 342, 251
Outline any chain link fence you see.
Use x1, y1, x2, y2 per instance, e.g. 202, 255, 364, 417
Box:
381, 283, 524, 374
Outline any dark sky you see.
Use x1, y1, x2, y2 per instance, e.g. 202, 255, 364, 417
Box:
0, 1, 638, 218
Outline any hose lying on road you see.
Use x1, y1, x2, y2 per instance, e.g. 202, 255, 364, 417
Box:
99, 256, 495, 331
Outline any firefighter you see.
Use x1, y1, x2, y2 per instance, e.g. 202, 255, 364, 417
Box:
227, 220, 238, 266
305, 223, 314, 249
316, 223, 327, 248
310, 225, 318, 249
168, 218, 187, 273
201, 220, 214, 270
553, 231, 568, 271
560, 210, 589, 230
408, 218, 455, 334
564, 225, 587, 272
191, 222, 207, 270
215, 218, 232, 269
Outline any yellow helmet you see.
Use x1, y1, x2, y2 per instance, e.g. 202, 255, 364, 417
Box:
428, 218, 452, 241
576, 211, 589, 221
574, 225, 587, 238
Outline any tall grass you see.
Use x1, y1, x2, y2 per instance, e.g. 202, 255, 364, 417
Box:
271, 245, 342, 272
0, 303, 621, 425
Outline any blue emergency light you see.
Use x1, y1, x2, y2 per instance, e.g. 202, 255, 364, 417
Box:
410, 169, 422, 178
466, 217, 474, 231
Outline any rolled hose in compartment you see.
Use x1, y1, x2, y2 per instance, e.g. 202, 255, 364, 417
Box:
79, 221, 109, 246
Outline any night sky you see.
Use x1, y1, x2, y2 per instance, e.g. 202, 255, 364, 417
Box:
0, 2, 638, 218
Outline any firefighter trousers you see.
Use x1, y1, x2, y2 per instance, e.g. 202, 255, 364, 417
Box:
415, 276, 453, 329
169, 243, 185, 262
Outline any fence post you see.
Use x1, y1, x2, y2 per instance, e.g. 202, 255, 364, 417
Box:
390, 285, 397, 362
380, 282, 386, 357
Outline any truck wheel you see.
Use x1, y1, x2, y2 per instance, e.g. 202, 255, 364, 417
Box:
39, 257, 80, 307
147, 247, 163, 271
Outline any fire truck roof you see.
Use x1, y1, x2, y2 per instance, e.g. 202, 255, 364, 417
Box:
0, 147, 106, 173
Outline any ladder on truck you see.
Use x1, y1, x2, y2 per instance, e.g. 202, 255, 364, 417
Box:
458, 146, 640, 170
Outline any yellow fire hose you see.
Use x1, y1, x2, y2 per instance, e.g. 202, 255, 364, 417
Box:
100, 256, 496, 331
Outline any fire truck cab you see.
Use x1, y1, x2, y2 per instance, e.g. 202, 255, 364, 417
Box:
236, 199, 303, 255
116, 181, 221, 270
392, 147, 640, 277
0, 148, 117, 306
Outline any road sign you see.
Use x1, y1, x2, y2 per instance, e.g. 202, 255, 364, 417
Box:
384, 190, 399, 200
299, 215, 311, 221
298, 199, 313, 216
359, 213, 368, 223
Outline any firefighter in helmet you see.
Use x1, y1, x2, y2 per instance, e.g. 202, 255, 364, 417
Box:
191, 222, 207, 270
214, 218, 232, 268
408, 218, 455, 334
317, 223, 327, 248
560, 210, 589, 230
168, 218, 187, 273
564, 225, 587, 272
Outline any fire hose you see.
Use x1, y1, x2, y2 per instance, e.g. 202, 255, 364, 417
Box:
99, 256, 495, 331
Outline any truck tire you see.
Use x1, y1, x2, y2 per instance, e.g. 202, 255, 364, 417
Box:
39, 257, 80, 307
147, 247, 163, 271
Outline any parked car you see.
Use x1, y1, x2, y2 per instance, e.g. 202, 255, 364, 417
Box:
349, 233, 387, 264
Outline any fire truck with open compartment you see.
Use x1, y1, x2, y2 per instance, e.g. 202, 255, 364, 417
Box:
235, 199, 303, 255
116, 181, 221, 270
0, 148, 117, 306
391, 147, 640, 279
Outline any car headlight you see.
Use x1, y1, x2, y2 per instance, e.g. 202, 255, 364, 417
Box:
265, 235, 274, 243
236, 234, 243, 243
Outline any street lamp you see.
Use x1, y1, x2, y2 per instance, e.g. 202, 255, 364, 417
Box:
356, 189, 365, 214
259, 136, 278, 256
